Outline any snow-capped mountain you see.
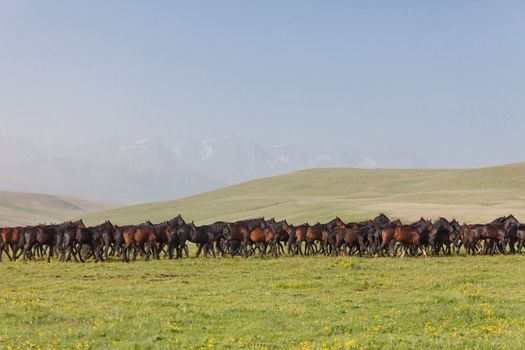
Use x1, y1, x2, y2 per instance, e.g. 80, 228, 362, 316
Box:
0, 132, 418, 203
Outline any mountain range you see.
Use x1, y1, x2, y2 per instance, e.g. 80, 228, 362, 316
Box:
0, 131, 426, 203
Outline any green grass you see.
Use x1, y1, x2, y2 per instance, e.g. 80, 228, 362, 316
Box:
0, 256, 524, 349
0, 191, 115, 227
83, 162, 525, 226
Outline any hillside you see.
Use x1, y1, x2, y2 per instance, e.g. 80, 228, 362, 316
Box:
82, 162, 525, 225
0, 191, 116, 227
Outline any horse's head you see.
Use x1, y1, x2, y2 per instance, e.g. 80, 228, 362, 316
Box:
266, 217, 276, 225
335, 217, 345, 228
169, 214, 185, 226
392, 219, 402, 227
75, 219, 86, 229
503, 214, 519, 230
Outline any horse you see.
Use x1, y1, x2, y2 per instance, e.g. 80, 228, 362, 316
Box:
330, 226, 366, 256
468, 224, 506, 255
187, 222, 218, 258
429, 218, 460, 256
370, 213, 391, 252
305, 223, 330, 255
288, 224, 309, 256
515, 224, 525, 253
224, 219, 266, 257
242, 225, 278, 258
492, 215, 520, 254
378, 219, 402, 255
265, 220, 291, 256
119, 224, 157, 262
389, 219, 433, 257
96, 221, 122, 259
147, 221, 176, 259
19, 225, 57, 262
0, 227, 25, 261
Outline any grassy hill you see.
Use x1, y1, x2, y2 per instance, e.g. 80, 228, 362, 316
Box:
83, 162, 525, 225
0, 191, 116, 227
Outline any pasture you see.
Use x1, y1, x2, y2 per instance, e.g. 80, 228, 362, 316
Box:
0, 191, 114, 227
1, 255, 524, 349
83, 162, 525, 226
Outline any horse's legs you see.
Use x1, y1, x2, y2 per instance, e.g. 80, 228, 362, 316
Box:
299, 240, 305, 255
123, 245, 130, 262
195, 243, 203, 258
78, 244, 86, 263
379, 239, 389, 257
306, 241, 311, 255
65, 245, 71, 262
310, 241, 316, 255
47, 244, 53, 263
388, 240, 396, 257
11, 245, 19, 261
456, 240, 462, 254
419, 243, 427, 257
210, 242, 216, 257
1, 244, 11, 261
131, 244, 137, 261
507, 239, 513, 253
498, 241, 507, 255
399, 244, 405, 258
277, 241, 285, 255
6, 245, 13, 260
104, 243, 111, 260
241, 240, 249, 258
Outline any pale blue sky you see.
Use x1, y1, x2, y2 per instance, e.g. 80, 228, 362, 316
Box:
1, 1, 524, 167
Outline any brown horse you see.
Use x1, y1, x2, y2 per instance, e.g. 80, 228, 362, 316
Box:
389, 220, 433, 257
378, 219, 402, 255
290, 224, 309, 255
147, 221, 176, 259
468, 224, 505, 255
331, 227, 366, 256
0, 227, 25, 261
458, 224, 481, 255
305, 223, 329, 255
223, 219, 266, 256
120, 224, 157, 262
242, 225, 277, 257
492, 215, 520, 253
269, 220, 291, 255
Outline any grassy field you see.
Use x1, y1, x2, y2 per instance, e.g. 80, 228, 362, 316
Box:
0, 256, 524, 349
0, 191, 115, 227
83, 162, 525, 226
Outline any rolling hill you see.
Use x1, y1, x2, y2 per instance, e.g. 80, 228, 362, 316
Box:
81, 162, 525, 226
0, 191, 116, 227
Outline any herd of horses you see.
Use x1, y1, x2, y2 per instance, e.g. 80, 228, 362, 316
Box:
1, 213, 525, 262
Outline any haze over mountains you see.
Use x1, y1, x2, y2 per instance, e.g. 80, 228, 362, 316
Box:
0, 131, 431, 203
